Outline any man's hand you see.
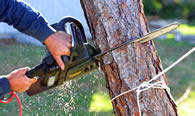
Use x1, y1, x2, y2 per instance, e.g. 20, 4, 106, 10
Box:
44, 31, 72, 70
7, 67, 37, 93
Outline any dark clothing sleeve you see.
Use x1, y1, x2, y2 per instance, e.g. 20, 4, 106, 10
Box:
0, 78, 11, 99
0, 0, 56, 42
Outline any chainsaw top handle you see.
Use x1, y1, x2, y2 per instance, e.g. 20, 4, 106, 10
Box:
25, 17, 87, 78
52, 16, 87, 43
51, 16, 88, 66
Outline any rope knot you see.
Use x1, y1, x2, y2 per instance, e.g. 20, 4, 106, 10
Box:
136, 81, 149, 93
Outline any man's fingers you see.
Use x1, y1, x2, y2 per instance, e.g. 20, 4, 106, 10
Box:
66, 42, 72, 49
64, 38, 72, 49
44, 31, 72, 70
63, 48, 71, 56
54, 55, 65, 70
18, 67, 30, 74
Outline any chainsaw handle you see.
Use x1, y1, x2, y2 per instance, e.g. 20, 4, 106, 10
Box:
51, 17, 87, 43
25, 64, 45, 78
25, 55, 69, 79
62, 55, 69, 65
25, 69, 37, 78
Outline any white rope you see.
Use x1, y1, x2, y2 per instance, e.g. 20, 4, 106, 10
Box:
111, 47, 195, 116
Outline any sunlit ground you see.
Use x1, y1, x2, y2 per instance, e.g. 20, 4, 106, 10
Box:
89, 92, 113, 112
178, 24, 195, 35
178, 90, 195, 116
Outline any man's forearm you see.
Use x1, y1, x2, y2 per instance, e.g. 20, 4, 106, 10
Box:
0, 0, 56, 42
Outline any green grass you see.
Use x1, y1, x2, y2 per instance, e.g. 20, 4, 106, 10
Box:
0, 38, 194, 116
0, 45, 45, 74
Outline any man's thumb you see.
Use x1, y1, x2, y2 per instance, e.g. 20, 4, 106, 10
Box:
30, 78, 38, 84
54, 55, 65, 70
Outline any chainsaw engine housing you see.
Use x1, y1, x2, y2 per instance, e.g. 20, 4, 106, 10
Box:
26, 17, 99, 96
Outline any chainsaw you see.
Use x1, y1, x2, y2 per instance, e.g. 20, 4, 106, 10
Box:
25, 17, 179, 96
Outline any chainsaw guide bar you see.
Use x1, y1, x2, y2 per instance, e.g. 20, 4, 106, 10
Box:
94, 22, 180, 59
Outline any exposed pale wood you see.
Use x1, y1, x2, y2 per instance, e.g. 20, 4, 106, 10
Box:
80, 0, 178, 115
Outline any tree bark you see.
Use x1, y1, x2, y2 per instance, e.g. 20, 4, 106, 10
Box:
80, 0, 178, 115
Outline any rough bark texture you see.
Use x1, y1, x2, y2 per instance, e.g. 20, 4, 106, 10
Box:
80, 0, 178, 115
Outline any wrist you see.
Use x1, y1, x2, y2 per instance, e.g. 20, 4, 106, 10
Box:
7, 76, 13, 91
37, 24, 56, 43
44, 31, 56, 46
0, 78, 11, 93
7, 74, 12, 81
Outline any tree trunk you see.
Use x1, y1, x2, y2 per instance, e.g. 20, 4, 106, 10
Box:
80, 0, 178, 115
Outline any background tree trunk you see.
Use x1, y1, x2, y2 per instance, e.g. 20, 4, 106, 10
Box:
159, 0, 175, 6
80, 0, 178, 115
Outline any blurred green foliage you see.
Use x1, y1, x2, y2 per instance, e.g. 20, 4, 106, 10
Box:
143, 0, 195, 20
143, 0, 162, 15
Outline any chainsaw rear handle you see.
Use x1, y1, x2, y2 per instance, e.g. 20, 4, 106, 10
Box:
25, 64, 43, 79
25, 55, 69, 78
